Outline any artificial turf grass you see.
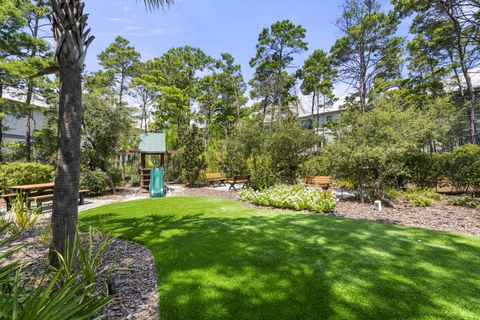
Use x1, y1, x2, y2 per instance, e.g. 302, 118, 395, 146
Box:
80, 196, 480, 320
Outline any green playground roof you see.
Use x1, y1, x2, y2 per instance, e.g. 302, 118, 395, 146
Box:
138, 132, 166, 153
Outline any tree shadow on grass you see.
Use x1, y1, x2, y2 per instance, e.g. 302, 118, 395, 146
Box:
80, 197, 480, 320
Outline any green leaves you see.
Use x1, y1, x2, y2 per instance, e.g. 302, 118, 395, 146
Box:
180, 124, 206, 186
326, 96, 439, 196
250, 20, 308, 120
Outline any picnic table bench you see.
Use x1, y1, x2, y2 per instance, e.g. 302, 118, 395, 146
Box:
206, 173, 226, 187
303, 176, 332, 189
226, 175, 250, 191
1, 182, 89, 211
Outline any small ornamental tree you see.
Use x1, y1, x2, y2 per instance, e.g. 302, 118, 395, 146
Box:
181, 124, 206, 186
326, 97, 433, 200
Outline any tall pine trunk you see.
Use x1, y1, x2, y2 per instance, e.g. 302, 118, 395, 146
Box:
24, 85, 33, 161
24, 0, 42, 161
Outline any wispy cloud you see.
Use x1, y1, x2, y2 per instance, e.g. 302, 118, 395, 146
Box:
124, 26, 142, 31
128, 27, 182, 37
108, 17, 134, 24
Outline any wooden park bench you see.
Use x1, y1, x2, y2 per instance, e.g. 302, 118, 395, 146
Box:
226, 175, 250, 191
206, 173, 226, 187
304, 176, 332, 190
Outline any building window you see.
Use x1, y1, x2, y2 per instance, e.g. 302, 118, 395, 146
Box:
301, 119, 313, 129
326, 115, 333, 122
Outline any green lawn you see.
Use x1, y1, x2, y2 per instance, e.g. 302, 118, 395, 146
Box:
80, 197, 480, 320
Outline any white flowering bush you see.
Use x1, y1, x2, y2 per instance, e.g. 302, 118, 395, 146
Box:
239, 185, 337, 213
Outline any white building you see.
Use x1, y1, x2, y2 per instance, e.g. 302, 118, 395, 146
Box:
2, 87, 47, 143
297, 96, 344, 141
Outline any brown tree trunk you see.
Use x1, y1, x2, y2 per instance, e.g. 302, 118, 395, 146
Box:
0, 84, 3, 162
25, 84, 33, 161
50, 66, 83, 265
460, 63, 477, 144
49, 0, 94, 266
359, 168, 365, 204
24, 0, 43, 161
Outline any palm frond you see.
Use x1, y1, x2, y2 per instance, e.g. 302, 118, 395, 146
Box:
139, 0, 174, 12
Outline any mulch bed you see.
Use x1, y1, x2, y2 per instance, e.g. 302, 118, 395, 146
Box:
0, 216, 158, 320
333, 199, 480, 236
176, 186, 480, 237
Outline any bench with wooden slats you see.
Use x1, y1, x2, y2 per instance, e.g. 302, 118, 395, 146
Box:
304, 176, 332, 189
226, 175, 250, 191
29, 189, 90, 206
206, 173, 226, 187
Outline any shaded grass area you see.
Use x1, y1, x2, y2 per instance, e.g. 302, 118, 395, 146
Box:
80, 197, 480, 320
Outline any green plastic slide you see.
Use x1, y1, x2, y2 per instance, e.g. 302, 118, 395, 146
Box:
149, 167, 166, 198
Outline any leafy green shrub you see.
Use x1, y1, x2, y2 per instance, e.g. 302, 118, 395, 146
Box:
442, 144, 480, 192
298, 155, 330, 177
447, 196, 480, 209
406, 152, 443, 188
108, 165, 123, 186
246, 155, 277, 190
404, 193, 434, 207
389, 188, 443, 207
239, 185, 337, 213
263, 121, 319, 180
181, 125, 207, 186
385, 188, 401, 200
333, 180, 355, 190
80, 169, 108, 196
246, 175, 276, 191
0, 162, 54, 188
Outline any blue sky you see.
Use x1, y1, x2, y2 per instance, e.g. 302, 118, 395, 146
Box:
83, 0, 402, 97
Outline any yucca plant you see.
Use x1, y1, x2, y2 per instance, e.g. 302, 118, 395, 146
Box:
10, 193, 39, 233
0, 222, 112, 320
52, 225, 115, 288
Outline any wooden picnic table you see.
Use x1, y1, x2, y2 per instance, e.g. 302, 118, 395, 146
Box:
2, 183, 89, 211
8, 182, 55, 194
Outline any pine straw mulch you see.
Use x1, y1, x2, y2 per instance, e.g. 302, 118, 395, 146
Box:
0, 216, 158, 320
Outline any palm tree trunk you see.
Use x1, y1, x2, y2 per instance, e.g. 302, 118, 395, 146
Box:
50, 66, 82, 265
0, 84, 3, 163
49, 0, 94, 266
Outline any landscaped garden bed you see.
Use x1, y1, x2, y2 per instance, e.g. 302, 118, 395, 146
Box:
0, 216, 159, 320
239, 185, 337, 213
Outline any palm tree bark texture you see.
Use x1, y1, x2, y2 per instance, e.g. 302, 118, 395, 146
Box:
49, 0, 93, 266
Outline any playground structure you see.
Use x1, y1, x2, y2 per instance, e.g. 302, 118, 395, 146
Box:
133, 132, 176, 197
